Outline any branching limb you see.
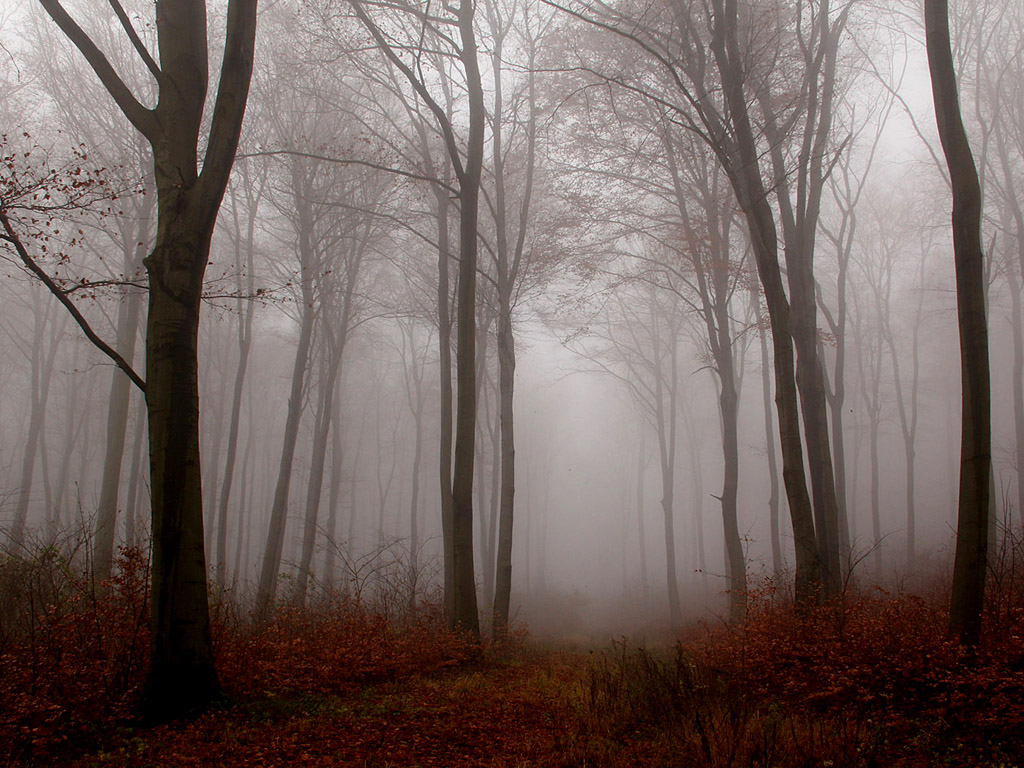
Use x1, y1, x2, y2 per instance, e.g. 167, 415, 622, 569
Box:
0, 212, 146, 393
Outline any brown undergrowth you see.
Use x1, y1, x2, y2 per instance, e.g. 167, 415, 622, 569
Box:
572, 571, 1024, 768
3, 532, 1024, 767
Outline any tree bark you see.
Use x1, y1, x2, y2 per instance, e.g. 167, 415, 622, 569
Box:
709, 0, 822, 601
925, 0, 991, 646
41, 0, 257, 718
449, 0, 485, 636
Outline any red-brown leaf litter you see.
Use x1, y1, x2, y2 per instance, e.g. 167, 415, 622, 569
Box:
2, 546, 1024, 766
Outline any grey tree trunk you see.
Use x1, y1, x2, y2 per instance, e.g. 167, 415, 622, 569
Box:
755, 294, 784, 580
94, 204, 150, 580
214, 172, 261, 588
10, 297, 64, 550
256, 157, 319, 617
708, 0, 822, 601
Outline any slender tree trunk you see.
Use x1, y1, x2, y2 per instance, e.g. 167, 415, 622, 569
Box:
993, 137, 1024, 528
869, 410, 882, 580
324, 387, 344, 590
718, 372, 745, 621
1008, 266, 1024, 525
654, 318, 682, 625
295, 349, 344, 603
402, 324, 427, 609
94, 215, 149, 580
124, 392, 147, 549
709, 0, 822, 601
256, 256, 315, 616
49, 352, 88, 543
636, 433, 649, 598
756, 297, 784, 579
434, 186, 456, 620
926, 0, 991, 646
10, 299, 63, 549
232, 427, 254, 586
214, 178, 259, 588
448, 0, 485, 636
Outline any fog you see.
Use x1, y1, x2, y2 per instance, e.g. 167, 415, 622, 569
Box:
0, 0, 1020, 642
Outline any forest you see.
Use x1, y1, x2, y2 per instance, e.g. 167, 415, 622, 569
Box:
1, 0, 1023, 764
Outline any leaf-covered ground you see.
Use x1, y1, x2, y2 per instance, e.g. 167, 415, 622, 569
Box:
76, 646, 585, 768
4, 547, 1024, 767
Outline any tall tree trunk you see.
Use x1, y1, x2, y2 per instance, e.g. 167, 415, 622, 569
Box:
214, 175, 260, 588
709, 0, 822, 601
993, 136, 1024, 531
653, 315, 682, 625
635, 433, 649, 598
94, 210, 150, 580
1008, 265, 1024, 526
756, 295, 784, 579
434, 185, 456, 620
256, 158, 318, 616
448, 0, 485, 636
41, 0, 257, 719
256, 256, 315, 616
926, 0, 991, 646
295, 348, 344, 603
323, 389, 344, 590
401, 321, 428, 609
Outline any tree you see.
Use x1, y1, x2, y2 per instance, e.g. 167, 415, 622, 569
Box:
925, 0, 991, 645
38, 0, 258, 718
349, 0, 486, 635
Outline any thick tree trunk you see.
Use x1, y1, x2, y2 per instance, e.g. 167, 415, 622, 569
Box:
143, 220, 219, 719
926, 0, 991, 646
41, 0, 256, 720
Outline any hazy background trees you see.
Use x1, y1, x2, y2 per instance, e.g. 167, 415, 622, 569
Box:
0, 0, 1019, 667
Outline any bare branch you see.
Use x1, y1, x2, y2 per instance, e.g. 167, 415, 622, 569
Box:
0, 212, 146, 393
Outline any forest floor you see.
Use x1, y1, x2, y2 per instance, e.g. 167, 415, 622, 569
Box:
3, 547, 1024, 767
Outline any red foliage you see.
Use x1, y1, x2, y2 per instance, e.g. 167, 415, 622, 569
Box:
0, 546, 150, 764
214, 600, 479, 698
681, 584, 1024, 765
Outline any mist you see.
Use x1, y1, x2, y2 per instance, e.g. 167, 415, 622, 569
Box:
0, 0, 1021, 754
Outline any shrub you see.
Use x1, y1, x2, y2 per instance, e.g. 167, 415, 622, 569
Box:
577, 579, 1024, 767
0, 544, 149, 765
